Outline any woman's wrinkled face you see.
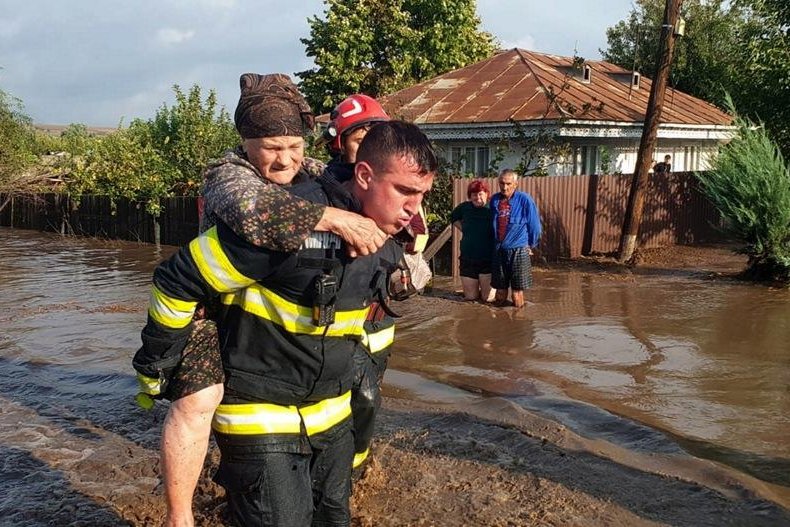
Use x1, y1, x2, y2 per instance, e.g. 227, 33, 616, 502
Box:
469, 190, 488, 208
243, 136, 305, 185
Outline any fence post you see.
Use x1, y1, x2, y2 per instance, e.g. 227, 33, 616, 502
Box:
153, 215, 161, 248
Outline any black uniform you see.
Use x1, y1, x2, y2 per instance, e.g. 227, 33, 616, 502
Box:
134, 174, 402, 526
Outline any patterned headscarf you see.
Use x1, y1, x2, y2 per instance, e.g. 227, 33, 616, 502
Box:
234, 73, 315, 139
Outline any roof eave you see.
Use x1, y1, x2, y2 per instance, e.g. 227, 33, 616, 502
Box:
417, 120, 736, 141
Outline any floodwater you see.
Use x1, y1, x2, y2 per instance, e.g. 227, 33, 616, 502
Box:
1, 227, 789, 524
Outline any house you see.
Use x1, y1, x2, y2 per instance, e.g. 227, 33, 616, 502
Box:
377, 48, 734, 176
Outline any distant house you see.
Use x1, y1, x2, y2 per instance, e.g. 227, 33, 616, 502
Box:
377, 48, 734, 176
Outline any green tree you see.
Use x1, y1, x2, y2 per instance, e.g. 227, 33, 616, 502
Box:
602, 0, 790, 155
735, 0, 790, 155
602, 0, 747, 107
146, 84, 238, 194
298, 0, 496, 112
66, 84, 238, 214
696, 103, 790, 283
0, 88, 50, 208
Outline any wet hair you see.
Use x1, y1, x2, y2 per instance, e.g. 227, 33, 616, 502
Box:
467, 179, 490, 198
356, 120, 438, 176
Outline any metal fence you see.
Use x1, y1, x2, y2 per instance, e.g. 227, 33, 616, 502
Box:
0, 194, 200, 246
451, 171, 723, 280
1, 172, 722, 277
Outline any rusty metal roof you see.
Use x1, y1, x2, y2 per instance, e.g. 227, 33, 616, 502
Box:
376, 48, 731, 127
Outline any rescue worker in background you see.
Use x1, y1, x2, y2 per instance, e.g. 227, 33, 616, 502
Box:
136, 73, 390, 527
321, 94, 429, 469
136, 121, 438, 525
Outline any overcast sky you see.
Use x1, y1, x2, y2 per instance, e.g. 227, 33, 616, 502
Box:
0, 0, 635, 127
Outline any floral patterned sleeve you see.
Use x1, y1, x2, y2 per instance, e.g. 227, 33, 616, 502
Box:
201, 152, 326, 252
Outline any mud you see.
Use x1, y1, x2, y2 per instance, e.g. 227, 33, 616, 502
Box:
1, 227, 788, 526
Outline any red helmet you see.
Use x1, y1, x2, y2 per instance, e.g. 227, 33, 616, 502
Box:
326, 94, 389, 152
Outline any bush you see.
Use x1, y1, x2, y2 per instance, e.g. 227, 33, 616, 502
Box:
65, 84, 238, 214
696, 107, 790, 283
0, 89, 38, 190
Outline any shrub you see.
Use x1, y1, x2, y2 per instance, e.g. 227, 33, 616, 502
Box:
696, 107, 790, 283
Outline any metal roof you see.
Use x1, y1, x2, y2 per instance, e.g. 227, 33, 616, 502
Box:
376, 48, 731, 127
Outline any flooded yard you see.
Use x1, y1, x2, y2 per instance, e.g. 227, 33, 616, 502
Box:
1, 226, 788, 525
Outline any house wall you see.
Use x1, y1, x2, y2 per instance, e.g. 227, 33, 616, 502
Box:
432, 138, 721, 177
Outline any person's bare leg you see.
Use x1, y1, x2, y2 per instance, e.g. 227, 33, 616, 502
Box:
511, 289, 525, 308
494, 288, 509, 305
478, 273, 494, 302
460, 277, 481, 301
161, 383, 224, 527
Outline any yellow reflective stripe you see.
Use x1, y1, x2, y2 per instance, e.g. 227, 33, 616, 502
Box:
148, 284, 197, 329
212, 391, 352, 437
137, 373, 161, 396
299, 391, 352, 436
221, 284, 368, 336
213, 402, 302, 435
361, 324, 395, 354
412, 232, 429, 253
353, 448, 370, 469
189, 227, 254, 293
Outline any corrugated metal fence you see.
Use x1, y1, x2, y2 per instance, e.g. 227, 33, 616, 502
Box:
451, 171, 722, 279
1, 171, 722, 272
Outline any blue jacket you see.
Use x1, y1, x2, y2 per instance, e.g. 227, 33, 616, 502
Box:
490, 190, 541, 250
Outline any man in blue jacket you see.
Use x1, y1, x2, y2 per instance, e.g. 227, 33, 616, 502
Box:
490, 169, 542, 308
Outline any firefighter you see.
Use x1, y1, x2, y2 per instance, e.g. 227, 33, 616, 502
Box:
321, 95, 432, 469
135, 121, 437, 525
139, 74, 390, 527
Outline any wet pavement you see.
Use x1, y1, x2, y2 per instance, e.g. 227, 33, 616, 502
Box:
1, 227, 788, 523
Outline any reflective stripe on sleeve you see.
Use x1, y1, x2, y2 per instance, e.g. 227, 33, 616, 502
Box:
352, 448, 370, 469
212, 391, 352, 436
221, 284, 369, 337
361, 324, 395, 354
137, 373, 162, 396
189, 227, 255, 293
148, 284, 197, 329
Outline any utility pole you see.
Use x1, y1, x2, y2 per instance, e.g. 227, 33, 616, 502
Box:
618, 0, 684, 263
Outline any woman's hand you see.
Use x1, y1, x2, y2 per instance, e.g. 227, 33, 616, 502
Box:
317, 207, 389, 257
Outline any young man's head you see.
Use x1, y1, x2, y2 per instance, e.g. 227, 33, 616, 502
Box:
352, 121, 437, 235
234, 73, 314, 184
664, 155, 671, 164
326, 94, 390, 163
498, 169, 519, 199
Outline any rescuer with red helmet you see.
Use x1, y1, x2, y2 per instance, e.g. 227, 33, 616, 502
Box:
325, 93, 390, 163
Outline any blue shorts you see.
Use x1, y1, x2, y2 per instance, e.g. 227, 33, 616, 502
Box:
492, 247, 533, 290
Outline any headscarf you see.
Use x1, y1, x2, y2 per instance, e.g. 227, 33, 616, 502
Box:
233, 73, 314, 139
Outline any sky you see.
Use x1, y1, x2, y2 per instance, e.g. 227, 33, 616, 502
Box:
0, 0, 635, 127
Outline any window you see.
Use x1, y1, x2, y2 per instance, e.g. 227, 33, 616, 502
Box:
449, 145, 490, 175
582, 64, 592, 84
574, 146, 599, 175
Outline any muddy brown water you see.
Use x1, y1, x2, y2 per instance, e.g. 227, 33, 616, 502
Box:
1, 227, 788, 524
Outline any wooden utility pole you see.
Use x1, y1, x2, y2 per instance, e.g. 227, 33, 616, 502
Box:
618, 0, 684, 263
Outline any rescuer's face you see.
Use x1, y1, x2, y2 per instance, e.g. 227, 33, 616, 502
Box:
244, 136, 305, 185
341, 127, 368, 164
354, 154, 434, 235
